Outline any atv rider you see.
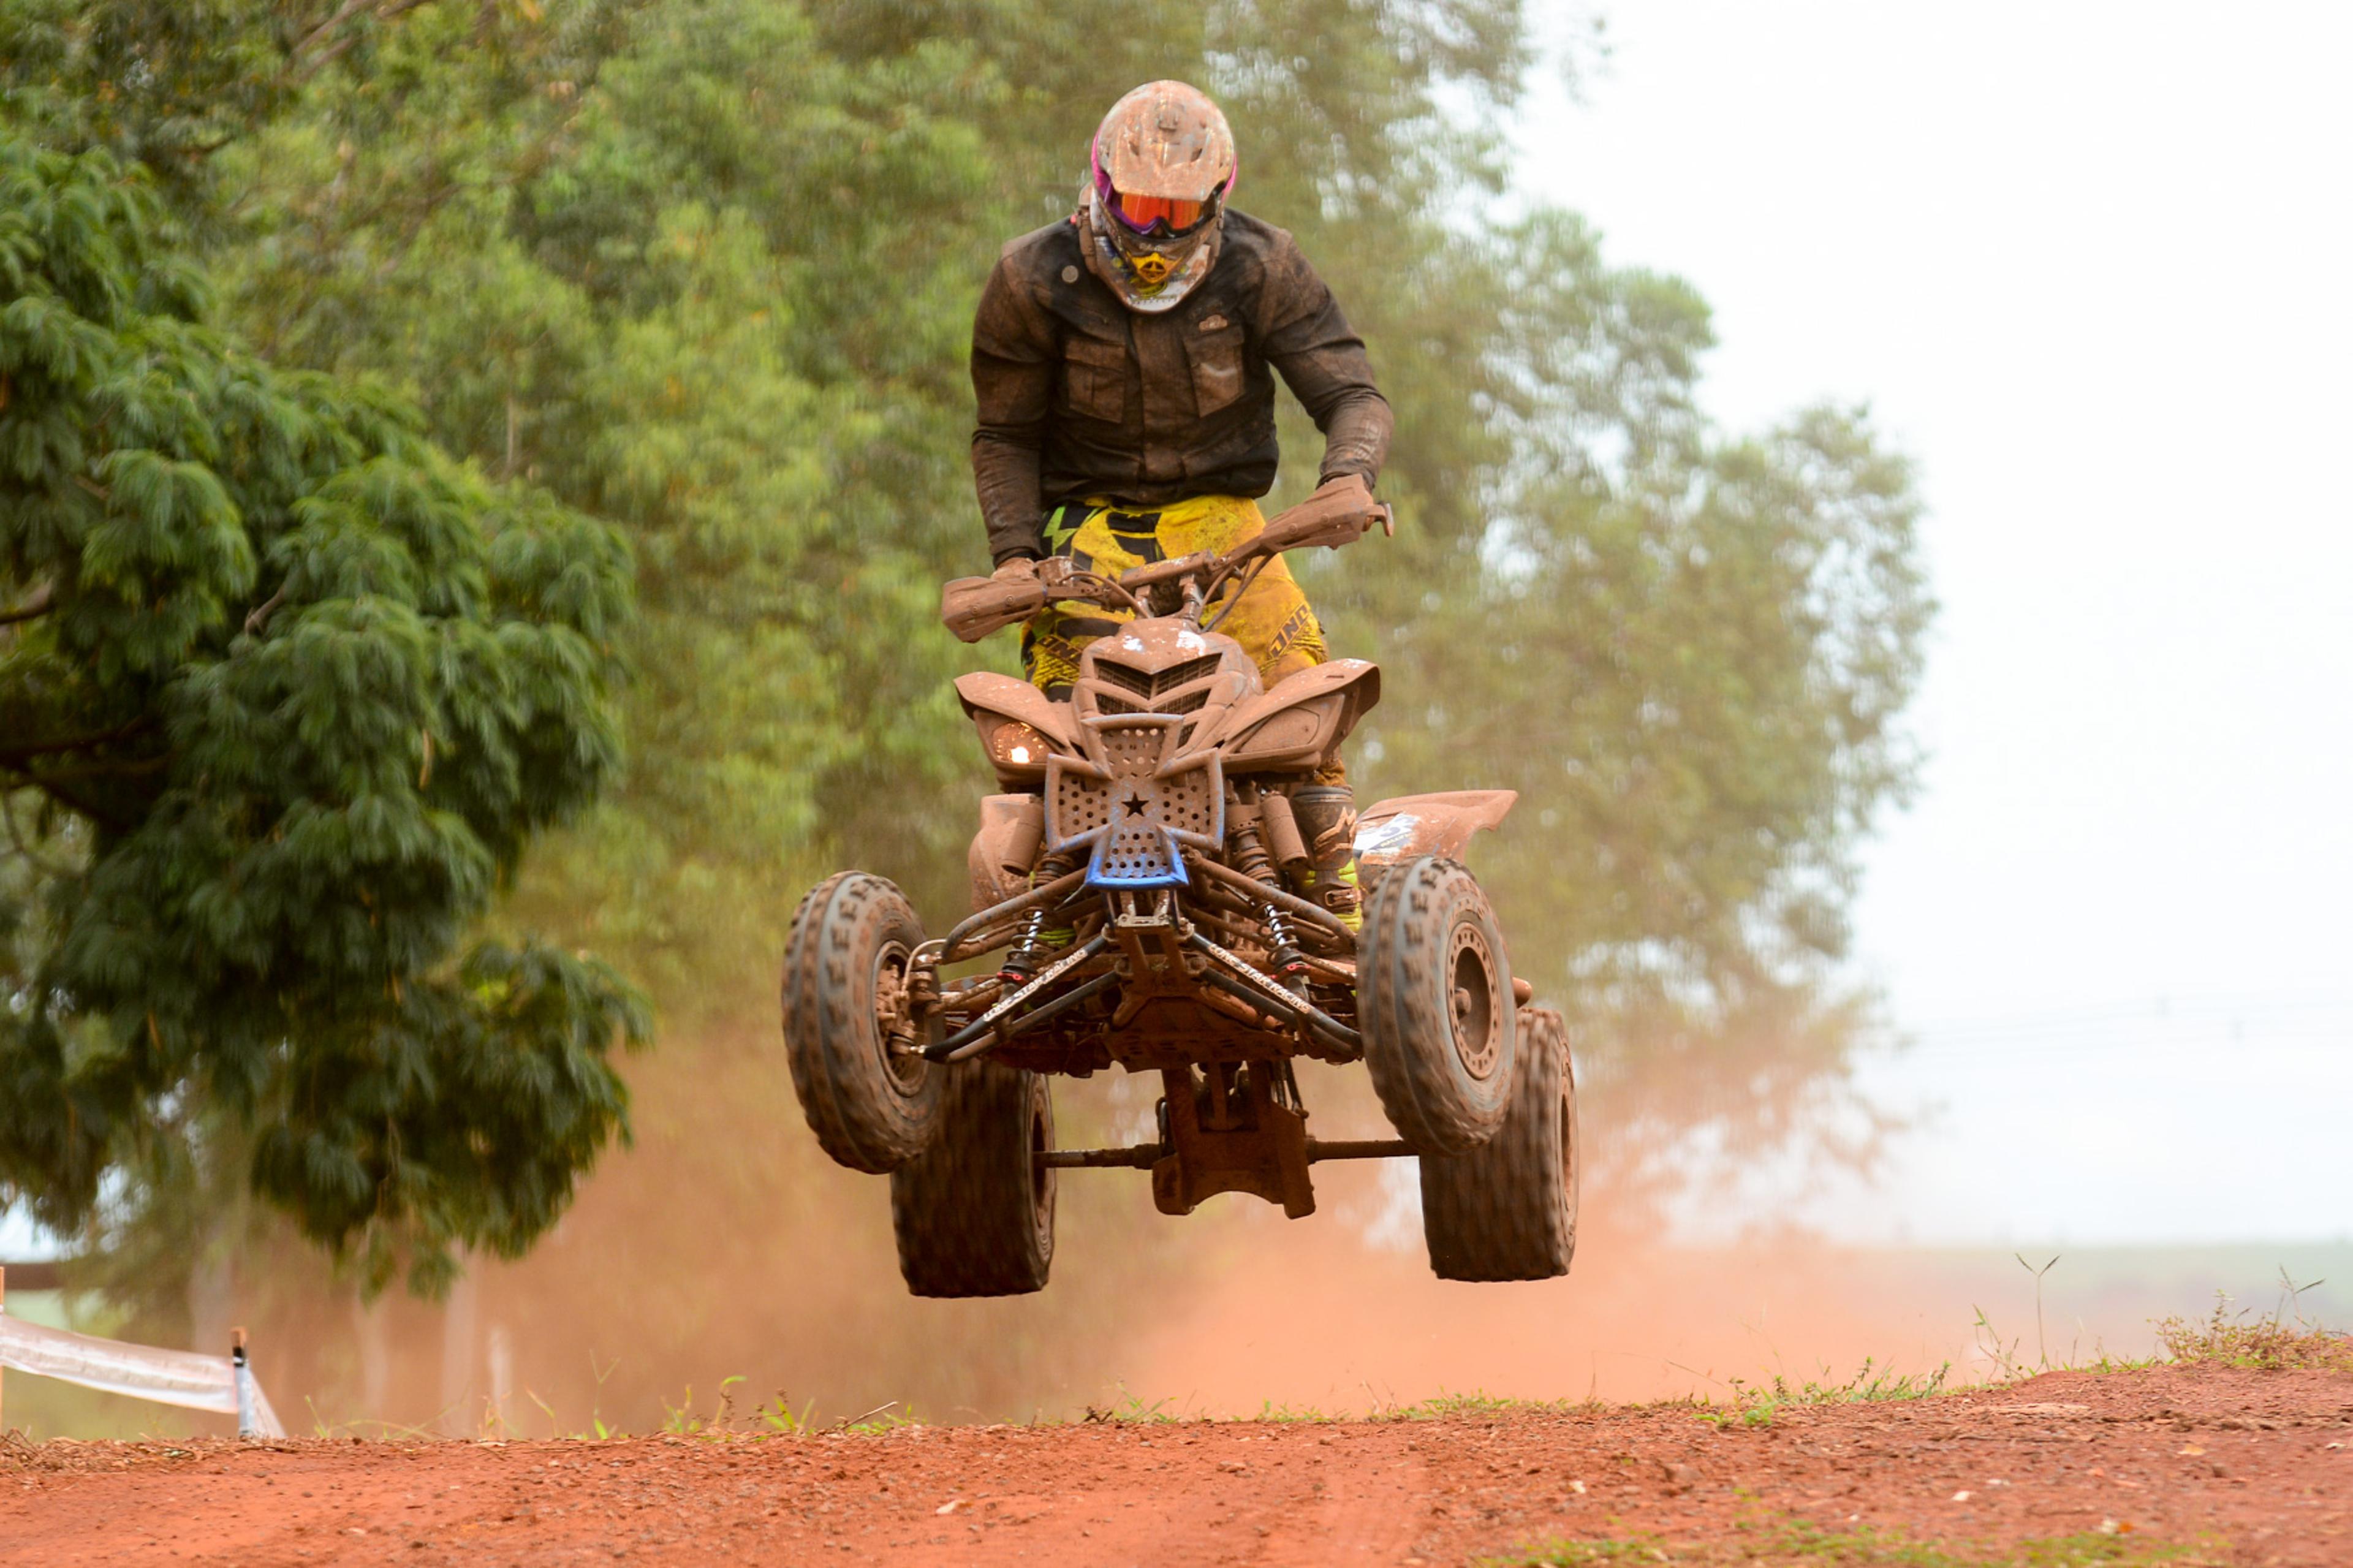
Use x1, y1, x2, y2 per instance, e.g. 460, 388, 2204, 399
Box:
968, 79, 1392, 929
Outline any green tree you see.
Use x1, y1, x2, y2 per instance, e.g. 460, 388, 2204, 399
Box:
0, 135, 645, 1293
1317, 211, 1931, 1187
139, 0, 1014, 994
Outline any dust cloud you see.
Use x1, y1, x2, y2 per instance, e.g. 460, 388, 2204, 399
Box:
176, 1032, 2002, 1437
63, 1013, 2319, 1441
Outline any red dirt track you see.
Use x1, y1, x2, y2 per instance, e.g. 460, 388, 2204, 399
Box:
6, 1366, 2348, 1565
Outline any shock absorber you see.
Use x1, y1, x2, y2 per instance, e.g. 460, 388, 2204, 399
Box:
1258, 897, 1300, 975
1001, 847, 1080, 980
1226, 803, 1307, 988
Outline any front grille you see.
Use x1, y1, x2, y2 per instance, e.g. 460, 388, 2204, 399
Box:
1047, 718, 1225, 890
1089, 653, 1224, 712
1094, 660, 1156, 699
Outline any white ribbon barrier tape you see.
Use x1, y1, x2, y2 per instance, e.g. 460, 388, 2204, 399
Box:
0, 1314, 285, 1437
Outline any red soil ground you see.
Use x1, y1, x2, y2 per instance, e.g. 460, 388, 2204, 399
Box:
6, 1365, 2347, 1566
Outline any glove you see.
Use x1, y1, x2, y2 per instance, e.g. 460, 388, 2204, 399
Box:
1309, 471, 1374, 507
1262, 471, 1382, 554
941, 557, 1050, 643
1311, 471, 1391, 539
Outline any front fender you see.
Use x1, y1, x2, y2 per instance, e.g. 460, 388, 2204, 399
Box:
1353, 790, 1518, 873
1213, 658, 1381, 771
955, 671, 1081, 782
954, 672, 1080, 749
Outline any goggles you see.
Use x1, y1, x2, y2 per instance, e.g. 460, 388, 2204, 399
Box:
1105, 183, 1222, 238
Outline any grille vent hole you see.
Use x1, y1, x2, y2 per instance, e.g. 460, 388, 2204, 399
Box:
1088, 653, 1225, 714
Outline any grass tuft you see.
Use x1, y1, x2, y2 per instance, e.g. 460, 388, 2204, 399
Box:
1381, 1390, 1588, 1422
2154, 1292, 2353, 1373
1496, 1518, 2212, 1566
1080, 1385, 1180, 1425
1696, 1360, 1952, 1431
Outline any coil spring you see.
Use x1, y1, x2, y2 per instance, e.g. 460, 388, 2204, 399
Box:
1228, 819, 1305, 983
1007, 907, 1051, 971
1002, 849, 1079, 978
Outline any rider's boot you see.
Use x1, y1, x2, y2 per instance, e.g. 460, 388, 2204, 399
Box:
1290, 783, 1363, 935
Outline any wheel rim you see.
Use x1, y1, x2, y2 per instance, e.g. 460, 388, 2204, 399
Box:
1028, 1085, 1056, 1252
1446, 920, 1501, 1080
872, 940, 926, 1094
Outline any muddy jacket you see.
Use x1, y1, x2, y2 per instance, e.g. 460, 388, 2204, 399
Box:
970, 210, 1393, 566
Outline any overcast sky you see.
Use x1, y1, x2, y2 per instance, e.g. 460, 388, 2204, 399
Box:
1516, 0, 2353, 1243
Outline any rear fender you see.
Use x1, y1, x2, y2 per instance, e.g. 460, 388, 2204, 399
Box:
955, 672, 1080, 782
1214, 659, 1381, 772
1353, 790, 1518, 874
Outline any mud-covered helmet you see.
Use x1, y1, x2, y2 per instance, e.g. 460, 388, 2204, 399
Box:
1083, 80, 1237, 313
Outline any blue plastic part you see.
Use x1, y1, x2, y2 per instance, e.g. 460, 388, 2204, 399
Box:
1085, 833, 1193, 890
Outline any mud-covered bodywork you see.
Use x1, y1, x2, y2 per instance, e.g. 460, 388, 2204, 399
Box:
1215, 659, 1379, 771
956, 671, 1080, 786
1353, 790, 1517, 883
967, 793, 1045, 908
786, 485, 1577, 1293
963, 610, 1370, 1075
931, 637, 1434, 1089
1046, 715, 1226, 889
1074, 618, 1259, 731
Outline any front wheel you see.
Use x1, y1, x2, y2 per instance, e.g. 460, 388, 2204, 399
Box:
1419, 1007, 1579, 1282
781, 872, 941, 1173
1358, 855, 1517, 1156
890, 1063, 1056, 1297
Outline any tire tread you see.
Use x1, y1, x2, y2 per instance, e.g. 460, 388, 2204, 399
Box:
781, 872, 938, 1173
1359, 856, 1515, 1156
1420, 1007, 1578, 1281
891, 1062, 1055, 1298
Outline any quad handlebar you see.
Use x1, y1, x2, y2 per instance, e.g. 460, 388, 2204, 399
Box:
941, 487, 1392, 644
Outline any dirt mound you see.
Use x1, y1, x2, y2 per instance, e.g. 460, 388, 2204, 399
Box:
6, 1365, 2347, 1565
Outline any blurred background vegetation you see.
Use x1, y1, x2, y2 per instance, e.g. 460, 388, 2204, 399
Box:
0, 0, 1929, 1433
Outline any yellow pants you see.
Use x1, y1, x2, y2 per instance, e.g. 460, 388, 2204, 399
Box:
1020, 494, 1328, 698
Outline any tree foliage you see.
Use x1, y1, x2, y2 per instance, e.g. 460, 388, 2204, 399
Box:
0, 134, 645, 1293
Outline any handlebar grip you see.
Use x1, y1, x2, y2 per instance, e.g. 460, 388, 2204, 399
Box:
940, 574, 1046, 643
1254, 491, 1385, 555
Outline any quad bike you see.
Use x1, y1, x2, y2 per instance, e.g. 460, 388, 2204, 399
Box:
780, 485, 1578, 1296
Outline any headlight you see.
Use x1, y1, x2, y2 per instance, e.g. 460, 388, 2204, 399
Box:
985, 720, 1049, 768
